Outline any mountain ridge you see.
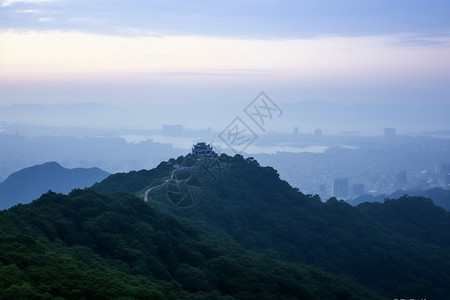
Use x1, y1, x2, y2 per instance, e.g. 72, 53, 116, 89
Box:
92, 153, 450, 299
0, 189, 381, 299
0, 161, 110, 210
350, 187, 450, 211
1, 154, 449, 298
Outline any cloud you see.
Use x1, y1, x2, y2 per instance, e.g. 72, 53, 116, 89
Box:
38, 17, 53, 22
150, 70, 269, 77
2, 0, 53, 7
14, 9, 40, 13
390, 36, 449, 48
1, 1, 449, 39
68, 18, 103, 24
0, 30, 449, 100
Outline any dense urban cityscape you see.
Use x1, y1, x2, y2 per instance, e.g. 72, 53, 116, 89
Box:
2, 122, 449, 203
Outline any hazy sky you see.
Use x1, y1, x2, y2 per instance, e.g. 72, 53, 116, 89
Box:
0, 0, 449, 106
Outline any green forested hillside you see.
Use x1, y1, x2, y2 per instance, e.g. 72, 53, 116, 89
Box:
0, 189, 381, 299
357, 195, 450, 247
351, 187, 450, 211
93, 154, 450, 299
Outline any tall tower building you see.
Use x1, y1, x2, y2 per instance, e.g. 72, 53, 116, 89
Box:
437, 163, 450, 187
333, 178, 349, 199
397, 170, 407, 187
384, 128, 396, 137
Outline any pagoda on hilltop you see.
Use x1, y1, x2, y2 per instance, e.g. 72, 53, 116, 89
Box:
192, 142, 214, 156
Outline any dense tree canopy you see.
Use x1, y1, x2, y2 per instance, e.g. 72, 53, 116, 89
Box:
93, 154, 450, 299
0, 189, 381, 299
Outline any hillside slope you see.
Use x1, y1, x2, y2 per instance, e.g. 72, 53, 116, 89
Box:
0, 189, 381, 299
0, 162, 110, 210
93, 154, 450, 299
350, 187, 450, 211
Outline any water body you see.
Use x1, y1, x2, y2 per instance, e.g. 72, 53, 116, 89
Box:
120, 135, 334, 154
121, 135, 198, 149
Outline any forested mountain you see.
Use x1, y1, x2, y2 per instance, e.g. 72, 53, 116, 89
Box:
93, 154, 450, 299
357, 196, 450, 247
351, 187, 450, 211
0, 162, 110, 210
0, 189, 380, 299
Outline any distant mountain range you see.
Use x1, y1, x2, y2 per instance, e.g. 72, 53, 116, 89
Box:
349, 187, 450, 211
0, 162, 110, 210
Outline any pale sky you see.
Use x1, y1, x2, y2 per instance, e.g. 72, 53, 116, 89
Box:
0, 0, 449, 106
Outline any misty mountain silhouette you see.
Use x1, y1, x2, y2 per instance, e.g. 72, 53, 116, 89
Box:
93, 154, 450, 299
0, 162, 110, 210
0, 154, 448, 298
350, 187, 450, 211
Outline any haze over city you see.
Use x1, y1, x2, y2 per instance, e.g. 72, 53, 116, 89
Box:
1, 2, 450, 299
1, 1, 449, 131
0, 0, 449, 202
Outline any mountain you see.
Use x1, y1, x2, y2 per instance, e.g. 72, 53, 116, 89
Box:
357, 195, 450, 247
350, 187, 450, 211
93, 154, 450, 299
0, 189, 381, 299
0, 162, 110, 210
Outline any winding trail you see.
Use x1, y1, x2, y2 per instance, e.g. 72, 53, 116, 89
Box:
144, 165, 197, 202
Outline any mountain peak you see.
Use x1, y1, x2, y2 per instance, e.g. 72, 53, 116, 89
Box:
0, 162, 110, 210
92, 153, 450, 298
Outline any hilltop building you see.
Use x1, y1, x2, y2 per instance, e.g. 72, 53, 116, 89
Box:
192, 142, 214, 156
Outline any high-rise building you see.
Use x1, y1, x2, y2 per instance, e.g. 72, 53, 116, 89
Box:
397, 170, 407, 186
163, 124, 183, 136
384, 128, 396, 137
333, 178, 349, 199
314, 129, 322, 137
319, 184, 326, 193
352, 184, 364, 197
437, 163, 450, 187
293, 127, 299, 135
